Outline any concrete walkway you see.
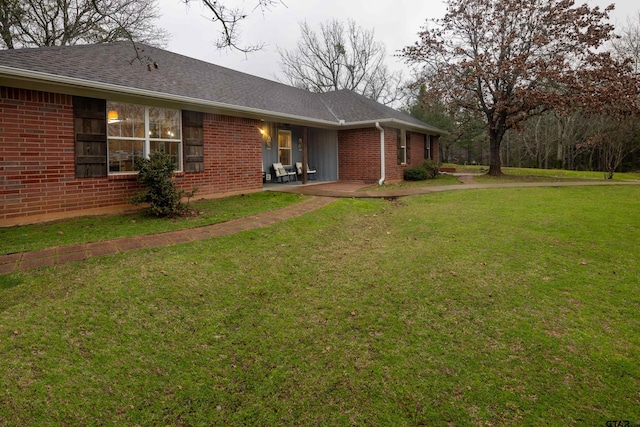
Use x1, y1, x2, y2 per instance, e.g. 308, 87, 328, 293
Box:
2, 177, 639, 274
268, 177, 640, 198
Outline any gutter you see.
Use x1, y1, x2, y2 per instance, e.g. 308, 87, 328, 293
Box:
376, 122, 385, 185
336, 118, 449, 136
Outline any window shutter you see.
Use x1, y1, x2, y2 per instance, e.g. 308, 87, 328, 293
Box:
397, 129, 403, 165
73, 96, 107, 178
406, 131, 411, 164
182, 110, 204, 172
424, 135, 430, 160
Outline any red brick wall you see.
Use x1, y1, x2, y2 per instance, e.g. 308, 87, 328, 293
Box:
1, 87, 262, 225
338, 127, 436, 183
338, 128, 382, 182
0, 87, 138, 224
409, 132, 426, 168
176, 114, 263, 196
385, 128, 404, 181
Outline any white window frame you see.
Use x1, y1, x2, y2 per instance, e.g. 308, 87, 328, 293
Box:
399, 129, 407, 164
278, 129, 292, 166
107, 102, 182, 175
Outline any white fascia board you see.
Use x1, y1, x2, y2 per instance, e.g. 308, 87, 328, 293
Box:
338, 118, 449, 135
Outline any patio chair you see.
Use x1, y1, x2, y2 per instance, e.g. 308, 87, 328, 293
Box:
272, 162, 296, 182
295, 162, 317, 180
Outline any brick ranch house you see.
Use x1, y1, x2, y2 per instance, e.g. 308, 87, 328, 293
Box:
0, 42, 443, 226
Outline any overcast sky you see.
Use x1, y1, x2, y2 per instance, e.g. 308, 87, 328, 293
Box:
157, 0, 640, 84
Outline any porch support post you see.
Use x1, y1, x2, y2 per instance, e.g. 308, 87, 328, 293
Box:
302, 126, 308, 184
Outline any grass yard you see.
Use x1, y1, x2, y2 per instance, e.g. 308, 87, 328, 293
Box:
1, 186, 639, 425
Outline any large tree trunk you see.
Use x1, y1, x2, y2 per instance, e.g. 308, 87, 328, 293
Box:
488, 129, 503, 175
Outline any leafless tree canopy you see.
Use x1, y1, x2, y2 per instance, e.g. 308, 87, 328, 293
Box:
0, 0, 168, 49
189, 0, 283, 53
403, 0, 639, 175
278, 19, 405, 106
611, 11, 640, 74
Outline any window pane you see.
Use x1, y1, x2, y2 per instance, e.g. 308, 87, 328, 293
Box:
107, 102, 144, 138
279, 149, 291, 166
278, 131, 291, 149
107, 103, 182, 174
108, 139, 143, 173
278, 130, 292, 165
149, 107, 181, 140
150, 141, 181, 170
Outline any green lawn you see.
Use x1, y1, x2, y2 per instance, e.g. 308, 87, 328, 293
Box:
1, 186, 639, 426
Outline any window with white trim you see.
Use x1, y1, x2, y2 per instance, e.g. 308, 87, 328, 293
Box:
107, 101, 182, 173
278, 130, 292, 166
397, 129, 407, 164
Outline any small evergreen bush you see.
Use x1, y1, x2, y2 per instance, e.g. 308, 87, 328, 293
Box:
129, 152, 196, 217
423, 159, 440, 179
404, 167, 429, 181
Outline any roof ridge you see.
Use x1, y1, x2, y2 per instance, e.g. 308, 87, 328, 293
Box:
318, 95, 341, 122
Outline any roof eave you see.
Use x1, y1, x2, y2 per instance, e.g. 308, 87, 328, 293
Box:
337, 118, 449, 135
0, 65, 341, 128
0, 65, 448, 134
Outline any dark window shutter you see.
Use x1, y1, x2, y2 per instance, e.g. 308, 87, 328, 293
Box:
73, 96, 107, 177
182, 110, 204, 173
406, 131, 411, 164
424, 134, 430, 160
397, 129, 403, 165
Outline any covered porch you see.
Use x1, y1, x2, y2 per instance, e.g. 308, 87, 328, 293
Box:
261, 123, 338, 186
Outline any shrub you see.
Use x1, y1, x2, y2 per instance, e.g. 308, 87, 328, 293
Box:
129, 152, 196, 217
404, 167, 429, 181
423, 159, 440, 179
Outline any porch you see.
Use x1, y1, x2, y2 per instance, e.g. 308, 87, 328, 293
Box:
261, 124, 338, 187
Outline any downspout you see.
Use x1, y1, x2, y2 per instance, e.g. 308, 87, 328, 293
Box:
376, 122, 385, 185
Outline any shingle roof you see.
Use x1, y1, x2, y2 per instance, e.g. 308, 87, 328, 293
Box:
319, 90, 445, 133
0, 42, 444, 134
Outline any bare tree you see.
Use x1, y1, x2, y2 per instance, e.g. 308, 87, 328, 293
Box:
191, 0, 283, 53
0, 0, 20, 48
0, 0, 169, 49
575, 116, 639, 178
403, 0, 640, 175
278, 19, 405, 106
611, 11, 640, 73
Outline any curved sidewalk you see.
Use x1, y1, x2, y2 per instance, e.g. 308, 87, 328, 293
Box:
268, 179, 640, 198
0, 196, 335, 275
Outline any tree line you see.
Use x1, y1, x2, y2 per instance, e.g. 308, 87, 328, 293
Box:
402, 1, 640, 177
